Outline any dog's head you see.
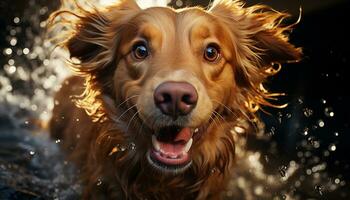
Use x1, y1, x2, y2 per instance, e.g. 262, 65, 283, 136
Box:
51, 0, 301, 174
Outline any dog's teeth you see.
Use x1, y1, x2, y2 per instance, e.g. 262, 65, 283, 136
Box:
152, 135, 160, 151
170, 155, 177, 159
194, 128, 199, 133
184, 138, 193, 153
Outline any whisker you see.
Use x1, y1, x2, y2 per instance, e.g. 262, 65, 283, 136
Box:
116, 95, 139, 110
137, 109, 158, 137
208, 113, 220, 129
111, 104, 138, 123
212, 111, 225, 130
212, 99, 239, 119
125, 108, 141, 134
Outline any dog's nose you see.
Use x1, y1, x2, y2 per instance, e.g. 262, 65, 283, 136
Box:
154, 81, 198, 120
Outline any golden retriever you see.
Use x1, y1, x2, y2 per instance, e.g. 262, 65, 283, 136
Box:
49, 0, 301, 199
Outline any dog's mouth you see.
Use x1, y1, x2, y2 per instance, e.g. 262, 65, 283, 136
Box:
147, 125, 203, 172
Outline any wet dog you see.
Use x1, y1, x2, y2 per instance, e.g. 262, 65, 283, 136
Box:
49, 0, 301, 199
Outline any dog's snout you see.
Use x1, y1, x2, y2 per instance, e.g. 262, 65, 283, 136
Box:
154, 81, 198, 120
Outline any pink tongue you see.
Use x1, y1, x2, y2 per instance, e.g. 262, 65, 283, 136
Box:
158, 128, 192, 155
174, 127, 192, 143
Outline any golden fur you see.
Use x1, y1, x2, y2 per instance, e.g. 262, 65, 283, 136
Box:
49, 0, 302, 199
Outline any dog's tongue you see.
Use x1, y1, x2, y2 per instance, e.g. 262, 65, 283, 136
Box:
158, 127, 192, 154
173, 127, 192, 143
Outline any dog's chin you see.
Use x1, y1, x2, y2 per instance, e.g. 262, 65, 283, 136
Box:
145, 125, 206, 174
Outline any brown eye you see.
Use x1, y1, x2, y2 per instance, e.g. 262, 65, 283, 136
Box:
132, 42, 149, 60
204, 44, 220, 62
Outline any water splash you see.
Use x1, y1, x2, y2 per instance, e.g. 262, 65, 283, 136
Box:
0, 1, 348, 200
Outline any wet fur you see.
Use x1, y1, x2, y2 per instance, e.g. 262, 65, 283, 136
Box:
49, 0, 301, 199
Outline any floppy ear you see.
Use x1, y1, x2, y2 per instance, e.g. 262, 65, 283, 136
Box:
49, 0, 140, 121
209, 0, 302, 112
252, 22, 302, 66
209, 0, 302, 66
53, 0, 141, 74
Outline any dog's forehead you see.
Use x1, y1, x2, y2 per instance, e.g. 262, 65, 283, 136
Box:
131, 7, 217, 40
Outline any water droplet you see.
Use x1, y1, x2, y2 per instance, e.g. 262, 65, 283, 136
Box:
286, 113, 292, 119
4, 48, 13, 55
303, 108, 313, 117
297, 151, 303, 158
329, 144, 336, 151
29, 151, 35, 155
268, 126, 276, 136
335, 178, 340, 184
175, 0, 183, 7
305, 151, 312, 157
294, 180, 301, 187
96, 178, 102, 186
13, 17, 20, 24
40, 21, 47, 28
314, 141, 321, 148
315, 185, 324, 195
340, 180, 346, 186
129, 142, 136, 150
281, 194, 287, 199
279, 165, 287, 177
264, 155, 269, 163
39, 6, 48, 15
324, 107, 335, 117
10, 38, 17, 46
10, 28, 16, 35
31, 104, 38, 111
307, 137, 315, 145
55, 139, 61, 144
306, 169, 312, 175
5, 65, 17, 74
321, 99, 327, 104
334, 132, 339, 137
211, 168, 217, 174
43, 59, 50, 66
234, 126, 245, 134
323, 150, 330, 157
302, 127, 309, 136
297, 97, 304, 104
254, 185, 263, 195
318, 120, 325, 127
277, 112, 283, 123
76, 118, 80, 122
8, 59, 15, 65
23, 48, 30, 55
120, 146, 126, 151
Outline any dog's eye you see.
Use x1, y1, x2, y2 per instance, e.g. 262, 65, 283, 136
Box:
132, 43, 149, 60
204, 44, 220, 62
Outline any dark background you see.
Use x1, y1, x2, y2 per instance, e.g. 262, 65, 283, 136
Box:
1, 0, 349, 199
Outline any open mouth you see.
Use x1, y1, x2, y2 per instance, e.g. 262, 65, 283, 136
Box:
147, 126, 200, 172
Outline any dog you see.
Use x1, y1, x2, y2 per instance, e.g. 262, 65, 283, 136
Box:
49, 0, 302, 199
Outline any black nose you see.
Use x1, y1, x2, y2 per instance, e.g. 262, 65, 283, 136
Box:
154, 81, 198, 120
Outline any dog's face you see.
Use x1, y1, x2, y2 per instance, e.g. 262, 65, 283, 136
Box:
114, 7, 238, 172
60, 0, 301, 173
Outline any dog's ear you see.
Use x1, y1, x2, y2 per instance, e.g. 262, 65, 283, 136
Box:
209, 0, 302, 113
61, 0, 140, 72
209, 0, 302, 66
49, 0, 140, 122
